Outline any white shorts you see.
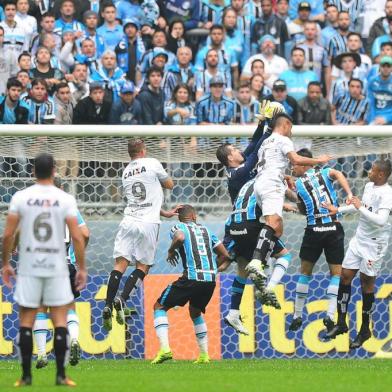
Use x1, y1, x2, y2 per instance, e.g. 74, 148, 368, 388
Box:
14, 275, 74, 308
342, 236, 386, 277
254, 176, 286, 217
113, 217, 159, 265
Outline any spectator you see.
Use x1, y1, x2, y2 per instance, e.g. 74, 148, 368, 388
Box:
244, 0, 262, 19
276, 0, 290, 23
249, 58, 265, 78
0, 0, 27, 61
298, 21, 330, 88
81, 10, 105, 57
233, 81, 259, 124
136, 66, 165, 124
361, 0, 387, 50
328, 11, 351, 60
75, 37, 99, 74
195, 48, 232, 100
73, 82, 111, 124
116, 0, 143, 22
266, 79, 298, 123
22, 78, 56, 124
298, 81, 332, 125
249, 73, 271, 101
196, 74, 234, 124
200, 0, 227, 28
242, 35, 289, 88
158, 0, 201, 30
0, 78, 29, 124
166, 46, 195, 92
53, 81, 73, 124
59, 28, 78, 73
109, 81, 141, 124
51, 0, 94, 22
195, 25, 239, 88
367, 56, 392, 125
288, 0, 325, 22
371, 18, 392, 60
54, 0, 84, 36
97, 2, 124, 51
15, 0, 37, 48
367, 0, 392, 55
139, 0, 160, 27
279, 47, 318, 101
67, 62, 89, 105
321, 4, 339, 48
164, 83, 195, 125
287, 2, 313, 45
166, 19, 187, 55
221, 8, 244, 67
30, 46, 65, 92
90, 50, 126, 105
30, 12, 62, 55
367, 42, 392, 81
137, 29, 176, 82
251, 0, 289, 58
328, 0, 365, 33
0, 25, 17, 95
36, 32, 61, 68
115, 19, 145, 83
330, 52, 361, 103
16, 69, 30, 98
17, 51, 31, 72
332, 78, 369, 125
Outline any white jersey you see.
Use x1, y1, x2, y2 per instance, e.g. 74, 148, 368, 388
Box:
355, 182, 392, 244
9, 184, 78, 278
122, 157, 169, 224
256, 133, 295, 179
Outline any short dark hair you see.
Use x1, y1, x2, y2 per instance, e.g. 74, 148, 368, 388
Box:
7, 77, 22, 90
153, 29, 167, 38
0, 26, 4, 34
101, 2, 115, 12
296, 148, 313, 158
34, 153, 55, 180
251, 59, 264, 69
326, 4, 338, 10
347, 32, 362, 40
210, 24, 224, 33
55, 82, 70, 92
291, 46, 305, 56
128, 138, 145, 158
147, 65, 163, 79
308, 81, 321, 89
31, 78, 48, 90
178, 204, 196, 222
16, 69, 29, 77
18, 51, 31, 63
41, 11, 56, 20
271, 112, 293, 129
172, 83, 191, 105
3, 0, 16, 9
216, 143, 232, 166
60, 0, 74, 7
338, 10, 350, 17
375, 159, 392, 179
380, 41, 392, 50
349, 78, 363, 88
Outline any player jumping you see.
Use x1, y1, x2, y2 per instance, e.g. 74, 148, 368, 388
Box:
323, 160, 392, 349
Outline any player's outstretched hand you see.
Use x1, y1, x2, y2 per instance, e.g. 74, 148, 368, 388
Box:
167, 250, 179, 266
321, 202, 338, 215
255, 100, 270, 122
1, 264, 16, 288
317, 154, 334, 164
75, 269, 87, 291
350, 196, 362, 209
345, 193, 354, 205
161, 205, 183, 219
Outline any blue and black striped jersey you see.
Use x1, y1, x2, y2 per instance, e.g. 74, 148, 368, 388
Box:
295, 167, 341, 226
170, 222, 221, 282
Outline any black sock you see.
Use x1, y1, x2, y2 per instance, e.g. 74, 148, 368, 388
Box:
230, 276, 246, 310
18, 327, 33, 380
337, 283, 351, 325
361, 292, 375, 332
54, 327, 68, 379
105, 270, 123, 309
121, 269, 146, 302
252, 225, 276, 265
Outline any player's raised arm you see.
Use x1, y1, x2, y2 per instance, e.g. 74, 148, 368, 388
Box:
328, 169, 353, 201
287, 151, 333, 166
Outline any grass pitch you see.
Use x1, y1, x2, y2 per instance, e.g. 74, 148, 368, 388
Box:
1, 359, 392, 391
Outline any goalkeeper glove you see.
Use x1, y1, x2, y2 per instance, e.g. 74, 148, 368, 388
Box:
255, 100, 271, 122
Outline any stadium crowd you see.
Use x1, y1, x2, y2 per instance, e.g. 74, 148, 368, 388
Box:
0, 0, 390, 126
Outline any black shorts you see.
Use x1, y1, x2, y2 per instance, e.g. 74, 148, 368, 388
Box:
68, 263, 80, 299
229, 221, 285, 261
299, 222, 344, 264
158, 277, 216, 313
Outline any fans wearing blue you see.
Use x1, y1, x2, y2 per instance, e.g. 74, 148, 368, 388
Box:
164, 83, 195, 125
371, 19, 392, 59
279, 47, 318, 101
0, 78, 29, 124
158, 0, 201, 30
233, 82, 259, 125
367, 56, 392, 125
288, 0, 325, 22
200, 0, 229, 27
328, 12, 351, 59
116, 0, 143, 21
289, 148, 352, 333
321, 4, 339, 48
109, 81, 141, 124
196, 75, 235, 125
328, 0, 365, 32
97, 3, 124, 51
367, 42, 392, 82
151, 205, 230, 364
221, 8, 244, 67
54, 0, 85, 36
81, 11, 105, 58
267, 80, 299, 124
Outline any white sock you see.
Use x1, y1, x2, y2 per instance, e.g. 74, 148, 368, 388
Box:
153, 309, 170, 351
228, 309, 240, 318
33, 312, 48, 356
193, 315, 208, 354
294, 275, 311, 318
327, 275, 340, 321
67, 309, 79, 341
267, 253, 291, 289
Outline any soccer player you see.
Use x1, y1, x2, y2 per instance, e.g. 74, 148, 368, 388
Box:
151, 205, 230, 364
33, 176, 90, 369
288, 149, 352, 333
102, 139, 176, 331
324, 160, 392, 349
1, 153, 86, 387
247, 113, 332, 292
224, 179, 296, 334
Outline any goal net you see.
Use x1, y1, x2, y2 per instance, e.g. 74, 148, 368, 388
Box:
0, 125, 392, 361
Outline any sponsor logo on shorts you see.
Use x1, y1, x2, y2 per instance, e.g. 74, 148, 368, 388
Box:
230, 228, 248, 235
312, 226, 336, 232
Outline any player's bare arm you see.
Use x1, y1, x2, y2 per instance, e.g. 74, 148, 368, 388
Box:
1, 213, 19, 288
329, 169, 353, 202
161, 177, 174, 190
215, 243, 231, 272
160, 205, 183, 218
287, 151, 334, 166
167, 231, 185, 266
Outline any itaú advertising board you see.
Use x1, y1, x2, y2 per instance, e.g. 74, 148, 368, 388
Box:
1, 274, 391, 359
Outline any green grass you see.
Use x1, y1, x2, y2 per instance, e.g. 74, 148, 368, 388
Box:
1, 359, 392, 392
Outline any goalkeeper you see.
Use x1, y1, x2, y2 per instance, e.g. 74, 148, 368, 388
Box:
216, 100, 285, 203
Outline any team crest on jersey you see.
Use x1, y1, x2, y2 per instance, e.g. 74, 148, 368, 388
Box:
182, 1, 190, 10
220, 108, 227, 116
27, 198, 59, 207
